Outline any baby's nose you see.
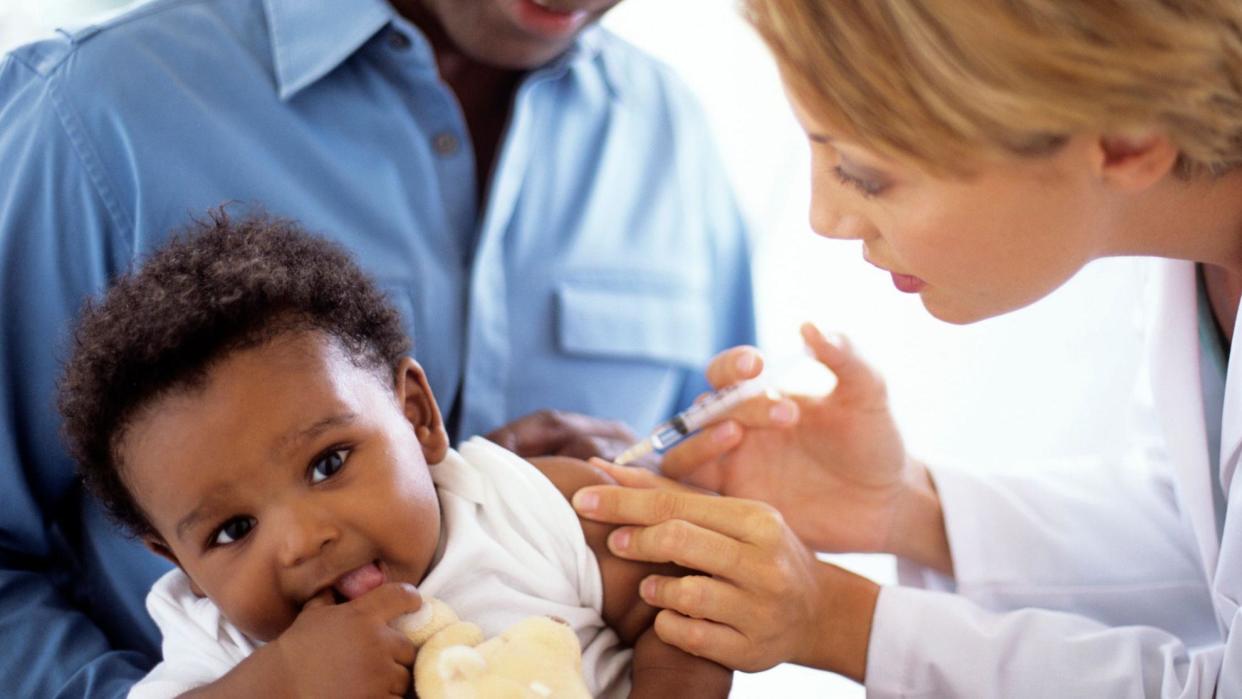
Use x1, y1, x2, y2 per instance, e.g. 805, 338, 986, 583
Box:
276, 507, 339, 567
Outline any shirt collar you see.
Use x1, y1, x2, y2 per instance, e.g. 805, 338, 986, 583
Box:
264, 0, 393, 101
533, 24, 621, 101
264, 0, 620, 102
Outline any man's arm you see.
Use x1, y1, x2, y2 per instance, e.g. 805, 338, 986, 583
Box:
530, 456, 732, 698
0, 50, 157, 697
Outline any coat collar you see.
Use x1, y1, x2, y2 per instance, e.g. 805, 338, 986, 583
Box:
1152, 260, 1220, 579
1217, 273, 1242, 494
1152, 259, 1232, 583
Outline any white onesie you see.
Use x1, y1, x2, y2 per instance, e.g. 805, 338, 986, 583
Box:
129, 437, 631, 698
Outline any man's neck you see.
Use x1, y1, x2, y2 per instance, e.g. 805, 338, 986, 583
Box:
394, 1, 522, 205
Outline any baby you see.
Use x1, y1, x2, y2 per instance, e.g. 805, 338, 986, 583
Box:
57, 211, 730, 698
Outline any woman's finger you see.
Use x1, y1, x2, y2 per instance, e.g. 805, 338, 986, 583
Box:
660, 388, 800, 474
589, 458, 708, 494
574, 487, 782, 543
658, 421, 740, 482
639, 574, 750, 625
652, 609, 760, 671
800, 323, 871, 388
607, 519, 755, 581
704, 345, 765, 389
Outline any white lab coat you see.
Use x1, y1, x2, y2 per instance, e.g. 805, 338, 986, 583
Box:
864, 260, 1242, 697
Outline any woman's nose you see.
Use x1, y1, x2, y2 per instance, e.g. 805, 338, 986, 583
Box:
275, 505, 340, 568
811, 207, 873, 241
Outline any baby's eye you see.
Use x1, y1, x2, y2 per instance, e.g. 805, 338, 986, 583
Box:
310, 448, 350, 483
212, 517, 255, 546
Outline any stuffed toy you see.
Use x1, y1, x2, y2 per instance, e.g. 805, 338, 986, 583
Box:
394, 598, 592, 699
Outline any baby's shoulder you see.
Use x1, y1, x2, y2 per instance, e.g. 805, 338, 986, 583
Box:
525, 455, 614, 502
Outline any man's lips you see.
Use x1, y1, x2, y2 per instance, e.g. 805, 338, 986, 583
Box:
333, 561, 386, 601
510, 0, 590, 38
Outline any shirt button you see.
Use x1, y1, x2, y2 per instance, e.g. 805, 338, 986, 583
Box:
432, 132, 460, 156
388, 31, 411, 51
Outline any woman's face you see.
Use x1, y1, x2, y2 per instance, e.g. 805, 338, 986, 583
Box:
789, 92, 1117, 324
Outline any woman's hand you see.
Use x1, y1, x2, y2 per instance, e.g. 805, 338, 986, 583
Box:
572, 483, 879, 680
663, 324, 949, 572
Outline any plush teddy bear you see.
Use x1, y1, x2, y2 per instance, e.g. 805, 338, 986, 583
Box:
394, 598, 592, 699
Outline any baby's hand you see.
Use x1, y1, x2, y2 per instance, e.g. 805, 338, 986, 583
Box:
267, 582, 423, 698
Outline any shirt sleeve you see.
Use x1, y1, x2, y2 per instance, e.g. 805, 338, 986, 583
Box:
127, 574, 251, 699
0, 51, 142, 698
907, 454, 1217, 643
866, 583, 1234, 698
868, 451, 1226, 697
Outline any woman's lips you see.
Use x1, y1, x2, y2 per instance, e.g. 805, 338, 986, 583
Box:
864, 252, 927, 294
334, 561, 385, 600
891, 272, 927, 293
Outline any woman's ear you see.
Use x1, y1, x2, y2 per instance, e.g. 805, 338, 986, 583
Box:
394, 357, 449, 464
1091, 131, 1180, 192
143, 536, 206, 597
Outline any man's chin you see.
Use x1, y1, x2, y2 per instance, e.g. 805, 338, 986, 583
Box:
455, 37, 576, 70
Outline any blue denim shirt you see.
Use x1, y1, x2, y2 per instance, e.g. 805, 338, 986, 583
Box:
0, 0, 756, 695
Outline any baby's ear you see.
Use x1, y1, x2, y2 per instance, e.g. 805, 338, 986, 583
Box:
143, 536, 206, 597
143, 536, 178, 566
395, 357, 449, 464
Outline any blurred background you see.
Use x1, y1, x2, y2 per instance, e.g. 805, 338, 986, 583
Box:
2, 0, 1156, 696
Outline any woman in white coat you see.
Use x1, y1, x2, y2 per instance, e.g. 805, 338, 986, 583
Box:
570, 0, 1242, 695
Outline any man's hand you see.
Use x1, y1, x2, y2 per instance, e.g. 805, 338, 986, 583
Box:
488, 409, 656, 466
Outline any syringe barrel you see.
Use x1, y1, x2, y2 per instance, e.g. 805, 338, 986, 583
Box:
681, 379, 766, 431
646, 379, 767, 452
649, 421, 689, 451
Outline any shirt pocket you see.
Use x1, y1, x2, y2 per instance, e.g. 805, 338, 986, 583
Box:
555, 278, 713, 368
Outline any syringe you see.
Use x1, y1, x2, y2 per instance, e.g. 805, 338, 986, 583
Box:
614, 378, 773, 465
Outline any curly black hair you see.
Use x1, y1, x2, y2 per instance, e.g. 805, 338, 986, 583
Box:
58, 209, 410, 539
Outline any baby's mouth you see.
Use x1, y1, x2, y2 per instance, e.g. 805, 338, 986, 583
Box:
333, 560, 386, 601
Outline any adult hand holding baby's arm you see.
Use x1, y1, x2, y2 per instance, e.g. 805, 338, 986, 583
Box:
574, 481, 878, 682
181, 582, 422, 699
658, 323, 951, 574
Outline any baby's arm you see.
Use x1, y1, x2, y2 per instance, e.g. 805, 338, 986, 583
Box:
530, 457, 733, 698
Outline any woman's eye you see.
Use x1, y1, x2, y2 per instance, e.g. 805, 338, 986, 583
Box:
212, 517, 255, 546
310, 448, 350, 483
833, 165, 887, 198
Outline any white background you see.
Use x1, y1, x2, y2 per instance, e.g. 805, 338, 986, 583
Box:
3, 1, 1157, 696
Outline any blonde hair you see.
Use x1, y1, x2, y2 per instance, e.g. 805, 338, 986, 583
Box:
745, 0, 1242, 176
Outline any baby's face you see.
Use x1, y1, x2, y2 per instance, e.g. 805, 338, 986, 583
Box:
120, 331, 445, 642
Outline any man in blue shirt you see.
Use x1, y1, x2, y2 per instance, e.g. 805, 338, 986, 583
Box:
0, 0, 756, 695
